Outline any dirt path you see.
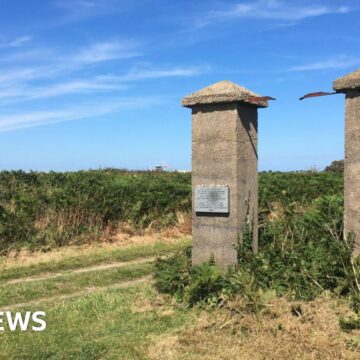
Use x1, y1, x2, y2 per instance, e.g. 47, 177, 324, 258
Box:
6, 256, 156, 285
4, 275, 153, 310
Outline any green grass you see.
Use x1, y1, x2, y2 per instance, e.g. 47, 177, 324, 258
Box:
0, 222, 358, 359
0, 239, 191, 308
0, 239, 190, 283
0, 285, 197, 360
0, 262, 155, 308
0, 239, 196, 359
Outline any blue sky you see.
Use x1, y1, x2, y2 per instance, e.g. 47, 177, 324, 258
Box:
0, 0, 359, 171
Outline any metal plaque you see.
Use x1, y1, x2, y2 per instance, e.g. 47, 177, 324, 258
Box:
195, 186, 229, 213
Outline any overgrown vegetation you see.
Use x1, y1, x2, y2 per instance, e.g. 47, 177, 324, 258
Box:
0, 169, 343, 254
155, 175, 360, 315
0, 169, 191, 253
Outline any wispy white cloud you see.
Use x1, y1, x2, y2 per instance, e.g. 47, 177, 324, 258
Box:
100, 65, 210, 82
0, 79, 125, 102
0, 67, 50, 83
195, 0, 351, 29
0, 39, 141, 85
73, 40, 139, 64
286, 55, 360, 72
0, 96, 166, 132
0, 65, 207, 103
0, 35, 33, 49
0, 36, 207, 131
1, 39, 140, 65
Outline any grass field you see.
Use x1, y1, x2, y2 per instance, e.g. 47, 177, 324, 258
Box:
0, 238, 193, 359
0, 237, 359, 360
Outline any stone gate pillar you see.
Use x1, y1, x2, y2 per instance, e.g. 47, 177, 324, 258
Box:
182, 80, 269, 269
333, 69, 360, 257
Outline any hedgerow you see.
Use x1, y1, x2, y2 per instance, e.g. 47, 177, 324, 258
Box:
0, 169, 191, 253
0, 169, 343, 254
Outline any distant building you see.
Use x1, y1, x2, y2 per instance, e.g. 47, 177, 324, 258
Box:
154, 165, 165, 172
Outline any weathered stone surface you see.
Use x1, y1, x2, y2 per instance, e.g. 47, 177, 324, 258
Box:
182, 80, 268, 108
184, 85, 261, 269
344, 90, 360, 257
333, 68, 360, 92
334, 69, 360, 256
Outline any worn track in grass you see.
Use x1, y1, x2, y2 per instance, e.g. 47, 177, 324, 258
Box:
5, 256, 156, 285
4, 275, 153, 310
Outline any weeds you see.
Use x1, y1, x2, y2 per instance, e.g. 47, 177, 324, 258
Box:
0, 170, 343, 254
154, 194, 360, 320
0, 170, 191, 253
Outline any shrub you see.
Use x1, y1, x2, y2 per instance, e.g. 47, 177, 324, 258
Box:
155, 195, 360, 308
185, 261, 226, 306
154, 249, 227, 306
154, 246, 192, 300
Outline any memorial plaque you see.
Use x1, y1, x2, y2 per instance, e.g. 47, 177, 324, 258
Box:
195, 186, 229, 213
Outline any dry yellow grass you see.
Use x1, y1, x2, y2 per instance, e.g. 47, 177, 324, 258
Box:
0, 231, 191, 269
148, 294, 360, 360
130, 287, 177, 319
